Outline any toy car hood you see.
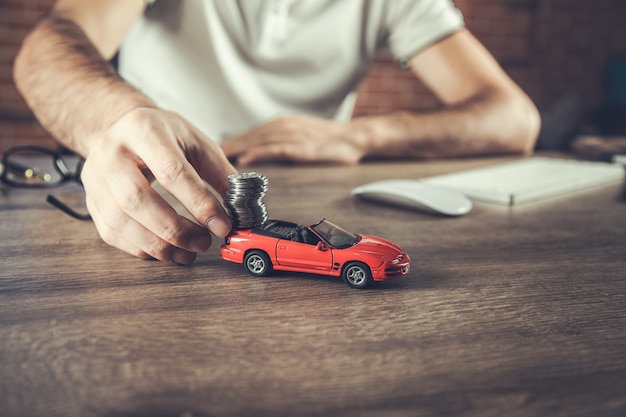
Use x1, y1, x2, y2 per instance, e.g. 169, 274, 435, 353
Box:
352, 234, 407, 259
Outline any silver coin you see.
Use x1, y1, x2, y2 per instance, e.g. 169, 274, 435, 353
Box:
228, 210, 268, 220
227, 172, 267, 180
226, 172, 270, 229
228, 210, 267, 217
227, 182, 268, 188
225, 201, 265, 209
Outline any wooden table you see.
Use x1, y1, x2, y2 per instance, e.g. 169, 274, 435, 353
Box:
2, 156, 626, 417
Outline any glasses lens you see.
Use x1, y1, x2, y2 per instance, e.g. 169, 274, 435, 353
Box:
4, 149, 62, 186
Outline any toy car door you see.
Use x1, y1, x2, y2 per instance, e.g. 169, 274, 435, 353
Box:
275, 228, 333, 272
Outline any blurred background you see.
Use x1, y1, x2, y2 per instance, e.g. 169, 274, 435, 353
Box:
1, 0, 625, 153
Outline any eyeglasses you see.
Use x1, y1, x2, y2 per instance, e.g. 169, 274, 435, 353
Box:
1, 145, 91, 220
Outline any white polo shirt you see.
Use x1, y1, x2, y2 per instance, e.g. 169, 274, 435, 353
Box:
119, 0, 464, 143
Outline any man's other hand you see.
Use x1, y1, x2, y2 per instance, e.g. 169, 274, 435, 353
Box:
221, 115, 366, 165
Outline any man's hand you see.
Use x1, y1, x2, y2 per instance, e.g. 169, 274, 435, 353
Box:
82, 107, 237, 264
221, 115, 366, 165
13, 4, 237, 264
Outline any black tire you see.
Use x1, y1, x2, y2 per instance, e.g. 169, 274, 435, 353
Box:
342, 262, 373, 289
244, 250, 272, 277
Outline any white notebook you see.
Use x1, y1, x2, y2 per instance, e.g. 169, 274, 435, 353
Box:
421, 157, 625, 205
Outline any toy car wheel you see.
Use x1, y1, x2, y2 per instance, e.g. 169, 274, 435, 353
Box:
244, 250, 272, 277
342, 262, 373, 289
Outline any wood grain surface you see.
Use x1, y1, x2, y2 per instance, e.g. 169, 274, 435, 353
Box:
1, 156, 626, 417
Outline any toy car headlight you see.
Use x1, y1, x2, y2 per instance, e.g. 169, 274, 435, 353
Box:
390, 254, 408, 264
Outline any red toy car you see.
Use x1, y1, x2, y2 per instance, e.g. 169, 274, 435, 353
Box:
220, 218, 410, 289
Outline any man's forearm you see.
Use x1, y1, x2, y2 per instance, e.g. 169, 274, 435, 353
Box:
13, 14, 153, 156
352, 88, 541, 160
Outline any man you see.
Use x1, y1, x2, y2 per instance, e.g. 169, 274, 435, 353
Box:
13, 0, 540, 265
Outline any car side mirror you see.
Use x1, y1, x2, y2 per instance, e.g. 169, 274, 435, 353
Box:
316, 241, 328, 251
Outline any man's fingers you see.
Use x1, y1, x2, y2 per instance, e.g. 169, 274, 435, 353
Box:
106, 155, 214, 248
127, 139, 234, 237
187, 126, 238, 198
87, 194, 199, 264
82, 156, 210, 264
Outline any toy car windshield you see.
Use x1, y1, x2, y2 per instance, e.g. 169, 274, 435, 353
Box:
310, 218, 360, 249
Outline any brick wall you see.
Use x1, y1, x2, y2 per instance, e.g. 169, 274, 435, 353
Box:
355, 0, 626, 118
1, 0, 626, 152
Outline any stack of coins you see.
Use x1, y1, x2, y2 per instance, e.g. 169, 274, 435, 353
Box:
224, 172, 269, 229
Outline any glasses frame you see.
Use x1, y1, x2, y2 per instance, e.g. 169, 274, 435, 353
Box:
1, 145, 91, 221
